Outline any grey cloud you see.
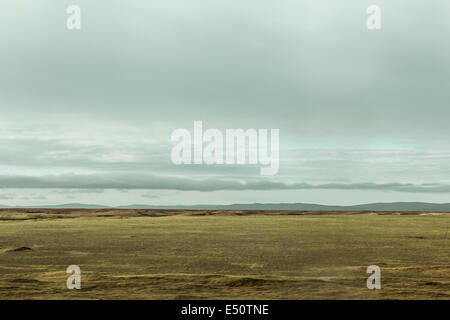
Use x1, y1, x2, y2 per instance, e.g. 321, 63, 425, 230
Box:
0, 1, 449, 205
0, 174, 449, 193
51, 189, 105, 194
1, 1, 449, 140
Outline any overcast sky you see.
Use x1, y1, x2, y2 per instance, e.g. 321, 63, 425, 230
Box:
1, 0, 449, 206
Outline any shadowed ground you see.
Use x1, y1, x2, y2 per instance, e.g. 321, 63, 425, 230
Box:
0, 209, 449, 299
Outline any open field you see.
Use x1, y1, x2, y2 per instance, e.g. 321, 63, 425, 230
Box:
0, 209, 449, 299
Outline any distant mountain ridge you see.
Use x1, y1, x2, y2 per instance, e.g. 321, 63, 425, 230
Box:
1, 202, 450, 211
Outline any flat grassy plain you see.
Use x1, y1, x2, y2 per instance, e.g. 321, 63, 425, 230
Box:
0, 209, 449, 299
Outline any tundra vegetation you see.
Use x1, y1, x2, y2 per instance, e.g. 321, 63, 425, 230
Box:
0, 209, 448, 299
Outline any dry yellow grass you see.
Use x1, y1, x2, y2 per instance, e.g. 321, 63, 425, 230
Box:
0, 210, 449, 299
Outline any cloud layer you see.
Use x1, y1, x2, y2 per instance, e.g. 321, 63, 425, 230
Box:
1, 174, 449, 193
0, 0, 449, 205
